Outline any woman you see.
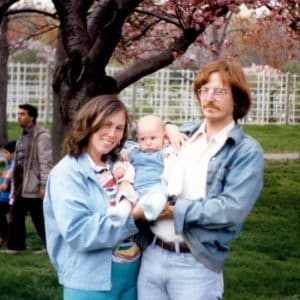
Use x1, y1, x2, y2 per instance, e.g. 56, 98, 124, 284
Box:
135, 59, 264, 300
44, 95, 140, 300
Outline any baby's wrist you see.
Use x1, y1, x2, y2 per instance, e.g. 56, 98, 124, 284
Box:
119, 193, 138, 206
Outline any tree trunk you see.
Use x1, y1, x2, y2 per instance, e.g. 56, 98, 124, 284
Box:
52, 30, 67, 163
0, 16, 8, 147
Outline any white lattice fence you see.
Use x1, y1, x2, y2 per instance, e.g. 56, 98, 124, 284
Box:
6, 62, 300, 124
7, 63, 52, 122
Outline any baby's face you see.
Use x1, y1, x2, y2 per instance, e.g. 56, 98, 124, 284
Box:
137, 123, 165, 153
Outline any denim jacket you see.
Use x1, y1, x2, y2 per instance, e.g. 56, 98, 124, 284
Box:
43, 153, 138, 291
173, 122, 264, 272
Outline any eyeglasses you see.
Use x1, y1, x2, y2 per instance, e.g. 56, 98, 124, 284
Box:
197, 87, 229, 99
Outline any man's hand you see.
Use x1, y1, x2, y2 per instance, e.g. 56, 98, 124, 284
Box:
157, 202, 174, 220
131, 203, 146, 220
39, 187, 45, 199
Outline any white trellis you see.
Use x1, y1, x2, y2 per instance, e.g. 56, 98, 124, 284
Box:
7, 63, 52, 122
6, 62, 300, 125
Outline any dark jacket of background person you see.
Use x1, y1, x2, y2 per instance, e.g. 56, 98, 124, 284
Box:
11, 124, 52, 198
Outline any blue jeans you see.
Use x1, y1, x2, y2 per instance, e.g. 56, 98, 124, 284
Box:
138, 242, 223, 300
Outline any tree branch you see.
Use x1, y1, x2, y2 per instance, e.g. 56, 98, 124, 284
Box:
9, 24, 58, 53
219, 12, 232, 46
115, 27, 201, 91
52, 0, 90, 59
87, 0, 143, 70
6, 8, 57, 20
134, 8, 181, 28
88, 0, 117, 43
0, 0, 19, 23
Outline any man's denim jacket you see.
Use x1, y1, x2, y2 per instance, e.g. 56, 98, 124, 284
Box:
171, 122, 264, 272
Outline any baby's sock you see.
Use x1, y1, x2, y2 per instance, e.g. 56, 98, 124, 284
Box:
107, 200, 132, 227
139, 191, 167, 221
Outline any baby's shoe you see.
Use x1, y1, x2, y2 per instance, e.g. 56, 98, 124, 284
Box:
140, 191, 167, 221
107, 201, 131, 227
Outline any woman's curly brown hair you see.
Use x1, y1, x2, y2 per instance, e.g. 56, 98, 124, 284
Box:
62, 95, 129, 162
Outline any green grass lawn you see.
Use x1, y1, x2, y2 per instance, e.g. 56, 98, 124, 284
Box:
0, 160, 299, 299
244, 125, 300, 153
6, 123, 300, 153
224, 160, 300, 300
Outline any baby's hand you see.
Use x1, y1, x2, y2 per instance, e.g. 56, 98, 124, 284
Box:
113, 167, 126, 180
117, 181, 138, 205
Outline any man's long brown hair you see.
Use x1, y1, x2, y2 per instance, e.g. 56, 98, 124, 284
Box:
194, 59, 251, 121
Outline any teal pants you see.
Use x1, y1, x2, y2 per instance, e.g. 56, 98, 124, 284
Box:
63, 259, 140, 300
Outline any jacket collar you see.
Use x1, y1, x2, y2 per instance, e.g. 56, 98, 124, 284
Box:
76, 153, 114, 182
76, 153, 98, 181
191, 121, 244, 146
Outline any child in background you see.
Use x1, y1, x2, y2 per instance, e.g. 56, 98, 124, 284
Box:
0, 141, 16, 245
108, 115, 183, 225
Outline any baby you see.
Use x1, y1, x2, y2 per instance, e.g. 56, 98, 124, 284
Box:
107, 115, 183, 225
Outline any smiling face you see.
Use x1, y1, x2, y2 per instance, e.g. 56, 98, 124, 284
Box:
87, 110, 126, 165
199, 72, 234, 127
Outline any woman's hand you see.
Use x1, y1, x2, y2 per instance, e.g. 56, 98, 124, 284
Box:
165, 123, 188, 151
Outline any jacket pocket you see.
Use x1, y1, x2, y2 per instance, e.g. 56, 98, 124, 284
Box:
207, 164, 228, 195
25, 170, 39, 194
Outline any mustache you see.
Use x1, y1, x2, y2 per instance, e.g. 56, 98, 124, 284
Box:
203, 104, 219, 110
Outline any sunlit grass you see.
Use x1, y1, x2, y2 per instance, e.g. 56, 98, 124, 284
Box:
2, 123, 299, 299
244, 125, 300, 153
7, 123, 300, 153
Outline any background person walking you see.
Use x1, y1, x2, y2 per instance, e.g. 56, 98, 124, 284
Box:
3, 104, 52, 254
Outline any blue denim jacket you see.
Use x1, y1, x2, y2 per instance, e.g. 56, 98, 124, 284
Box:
173, 122, 264, 272
43, 153, 138, 291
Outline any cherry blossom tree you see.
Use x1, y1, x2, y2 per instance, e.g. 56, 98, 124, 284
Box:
228, 15, 299, 68
0, 0, 299, 155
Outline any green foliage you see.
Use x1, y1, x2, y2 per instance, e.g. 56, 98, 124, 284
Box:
282, 61, 300, 75
11, 49, 47, 64
8, 122, 21, 140
0, 161, 299, 299
8, 122, 52, 140
6, 123, 300, 154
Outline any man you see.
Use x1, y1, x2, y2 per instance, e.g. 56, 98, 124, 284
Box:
4, 104, 52, 254
135, 59, 264, 300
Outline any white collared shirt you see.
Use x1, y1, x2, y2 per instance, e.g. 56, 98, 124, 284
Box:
151, 120, 235, 241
